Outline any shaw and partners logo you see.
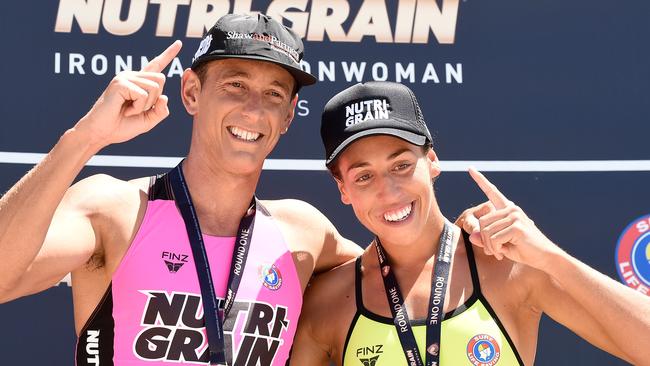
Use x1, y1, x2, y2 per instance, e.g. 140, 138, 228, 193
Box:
54, 0, 460, 44
135, 291, 290, 364
616, 214, 650, 296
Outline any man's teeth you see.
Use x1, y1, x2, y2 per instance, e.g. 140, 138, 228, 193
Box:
384, 203, 412, 222
229, 126, 260, 141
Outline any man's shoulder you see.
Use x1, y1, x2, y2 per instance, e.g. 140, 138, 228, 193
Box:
261, 198, 333, 234
64, 174, 150, 214
261, 198, 323, 220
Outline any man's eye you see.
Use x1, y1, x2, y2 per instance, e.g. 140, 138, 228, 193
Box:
395, 163, 411, 171
230, 82, 242, 88
268, 90, 285, 99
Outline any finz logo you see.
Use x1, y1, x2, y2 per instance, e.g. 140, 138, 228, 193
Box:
345, 99, 390, 127
259, 264, 283, 291
616, 214, 650, 296
356, 344, 383, 366
162, 251, 189, 274
466, 334, 501, 366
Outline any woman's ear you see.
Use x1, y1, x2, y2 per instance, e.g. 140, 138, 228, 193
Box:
334, 175, 352, 205
427, 148, 441, 180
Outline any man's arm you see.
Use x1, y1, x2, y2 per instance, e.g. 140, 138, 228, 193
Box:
460, 168, 650, 365
289, 270, 345, 366
290, 312, 332, 366
0, 41, 181, 302
266, 199, 363, 275
314, 213, 363, 274
0, 133, 100, 301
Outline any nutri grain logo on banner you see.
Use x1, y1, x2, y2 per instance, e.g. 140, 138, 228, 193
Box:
54, 0, 460, 43
51, 0, 464, 86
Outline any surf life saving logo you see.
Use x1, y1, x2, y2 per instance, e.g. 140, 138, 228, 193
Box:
259, 264, 283, 291
616, 214, 650, 296
466, 334, 501, 366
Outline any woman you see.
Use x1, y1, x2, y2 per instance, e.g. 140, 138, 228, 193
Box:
289, 81, 650, 365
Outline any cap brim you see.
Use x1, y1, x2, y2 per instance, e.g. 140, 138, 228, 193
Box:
191, 54, 317, 88
326, 127, 428, 165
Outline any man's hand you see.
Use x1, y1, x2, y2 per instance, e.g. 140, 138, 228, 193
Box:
458, 167, 563, 271
73, 40, 182, 149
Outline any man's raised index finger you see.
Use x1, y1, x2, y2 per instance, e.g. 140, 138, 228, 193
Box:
141, 40, 183, 73
468, 167, 510, 209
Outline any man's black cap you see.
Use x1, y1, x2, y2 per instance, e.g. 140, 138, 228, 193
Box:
321, 81, 433, 166
191, 13, 317, 88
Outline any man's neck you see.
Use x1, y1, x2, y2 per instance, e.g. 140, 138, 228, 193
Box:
181, 154, 261, 236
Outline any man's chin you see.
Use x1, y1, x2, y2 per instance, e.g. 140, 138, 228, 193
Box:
222, 152, 266, 175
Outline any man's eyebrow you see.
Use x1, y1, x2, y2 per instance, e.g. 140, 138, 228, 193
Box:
221, 70, 251, 79
271, 80, 292, 95
221, 69, 292, 95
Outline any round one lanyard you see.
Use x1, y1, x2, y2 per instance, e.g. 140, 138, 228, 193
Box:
374, 220, 455, 366
169, 163, 257, 365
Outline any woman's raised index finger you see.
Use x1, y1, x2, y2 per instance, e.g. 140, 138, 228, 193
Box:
468, 167, 510, 209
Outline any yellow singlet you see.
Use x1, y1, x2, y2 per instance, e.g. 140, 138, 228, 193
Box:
342, 234, 524, 366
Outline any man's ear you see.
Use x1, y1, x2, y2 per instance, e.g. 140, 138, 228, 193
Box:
281, 94, 298, 135
427, 148, 441, 180
181, 68, 201, 116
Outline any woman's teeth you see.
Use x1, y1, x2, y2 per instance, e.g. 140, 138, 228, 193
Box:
384, 203, 412, 222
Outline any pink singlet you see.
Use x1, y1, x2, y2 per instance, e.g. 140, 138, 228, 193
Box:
75, 173, 302, 365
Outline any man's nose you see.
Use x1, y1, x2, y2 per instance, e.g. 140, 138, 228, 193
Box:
241, 91, 263, 119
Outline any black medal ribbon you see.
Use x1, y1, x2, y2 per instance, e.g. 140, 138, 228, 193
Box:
169, 163, 257, 365
374, 220, 454, 366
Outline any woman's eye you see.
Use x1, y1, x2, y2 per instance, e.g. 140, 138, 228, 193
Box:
356, 174, 371, 183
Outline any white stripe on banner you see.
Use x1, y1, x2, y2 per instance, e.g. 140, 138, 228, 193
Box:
1, 151, 650, 172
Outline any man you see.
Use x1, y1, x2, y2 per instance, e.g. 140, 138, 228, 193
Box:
290, 81, 650, 365
0, 14, 361, 365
